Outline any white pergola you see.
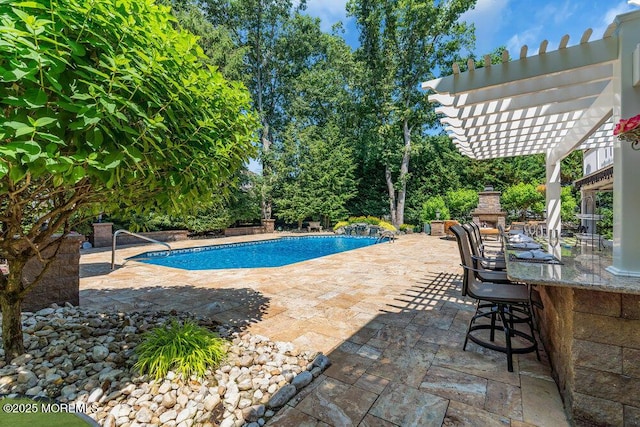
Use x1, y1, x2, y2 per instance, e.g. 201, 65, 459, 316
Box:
423, 10, 640, 276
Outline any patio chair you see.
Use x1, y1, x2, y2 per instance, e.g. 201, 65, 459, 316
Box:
469, 221, 504, 253
462, 223, 506, 271
307, 221, 323, 232
451, 225, 539, 372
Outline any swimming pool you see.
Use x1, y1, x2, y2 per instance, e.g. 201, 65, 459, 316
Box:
128, 236, 379, 270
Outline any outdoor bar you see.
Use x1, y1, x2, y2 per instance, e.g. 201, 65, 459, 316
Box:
423, 9, 640, 426
506, 243, 640, 425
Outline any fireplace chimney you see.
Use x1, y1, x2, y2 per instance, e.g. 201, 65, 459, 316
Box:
471, 188, 507, 229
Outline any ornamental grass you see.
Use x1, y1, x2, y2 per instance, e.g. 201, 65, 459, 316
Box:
134, 319, 227, 381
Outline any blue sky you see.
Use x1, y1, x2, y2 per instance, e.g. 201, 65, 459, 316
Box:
304, 0, 638, 58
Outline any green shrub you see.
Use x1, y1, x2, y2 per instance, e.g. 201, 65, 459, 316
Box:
333, 220, 349, 230
399, 224, 416, 231
501, 183, 544, 221
333, 216, 397, 232
560, 186, 578, 222
420, 196, 450, 222
135, 319, 227, 380
445, 189, 478, 222
377, 220, 397, 231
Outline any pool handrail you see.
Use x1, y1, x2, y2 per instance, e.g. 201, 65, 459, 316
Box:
376, 230, 396, 243
111, 229, 172, 270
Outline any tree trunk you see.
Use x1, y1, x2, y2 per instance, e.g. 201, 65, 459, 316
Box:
385, 120, 412, 228
260, 122, 272, 220
385, 166, 397, 226
396, 120, 412, 227
0, 259, 26, 362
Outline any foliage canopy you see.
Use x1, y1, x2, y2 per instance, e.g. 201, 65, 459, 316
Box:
0, 0, 257, 360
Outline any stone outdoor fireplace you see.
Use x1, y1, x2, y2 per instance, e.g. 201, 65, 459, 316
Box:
471, 187, 507, 230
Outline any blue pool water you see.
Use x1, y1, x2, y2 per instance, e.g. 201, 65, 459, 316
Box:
129, 236, 378, 270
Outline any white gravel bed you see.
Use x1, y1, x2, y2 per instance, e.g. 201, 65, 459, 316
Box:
0, 304, 331, 426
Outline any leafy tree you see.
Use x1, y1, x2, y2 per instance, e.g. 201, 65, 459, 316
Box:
275, 123, 356, 229
271, 14, 358, 229
348, 0, 476, 227
560, 186, 578, 223
445, 189, 479, 221
404, 134, 470, 223
597, 192, 613, 240
500, 183, 544, 221
560, 150, 583, 185
114, 169, 261, 233
421, 196, 450, 222
203, 0, 307, 221
161, 0, 246, 81
0, 0, 257, 360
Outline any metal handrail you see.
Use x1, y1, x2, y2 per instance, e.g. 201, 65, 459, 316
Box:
376, 230, 396, 243
111, 229, 172, 270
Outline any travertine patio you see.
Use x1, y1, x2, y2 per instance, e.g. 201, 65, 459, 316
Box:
80, 233, 569, 426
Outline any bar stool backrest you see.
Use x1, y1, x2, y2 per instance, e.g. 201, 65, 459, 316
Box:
462, 223, 482, 257
451, 225, 473, 297
469, 221, 482, 243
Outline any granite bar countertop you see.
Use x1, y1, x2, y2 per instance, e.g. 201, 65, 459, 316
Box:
505, 242, 640, 294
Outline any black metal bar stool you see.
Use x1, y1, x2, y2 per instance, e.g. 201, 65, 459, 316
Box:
451, 225, 539, 372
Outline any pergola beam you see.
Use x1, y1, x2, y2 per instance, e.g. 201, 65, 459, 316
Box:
422, 36, 617, 95
548, 81, 614, 164
428, 62, 613, 109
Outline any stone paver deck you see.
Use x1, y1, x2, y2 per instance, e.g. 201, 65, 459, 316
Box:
80, 233, 569, 427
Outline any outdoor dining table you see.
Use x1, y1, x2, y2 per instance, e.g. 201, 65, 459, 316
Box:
503, 240, 640, 425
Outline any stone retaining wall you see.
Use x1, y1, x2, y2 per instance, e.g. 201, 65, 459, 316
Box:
224, 226, 266, 237
22, 234, 83, 312
537, 285, 640, 426
113, 230, 189, 246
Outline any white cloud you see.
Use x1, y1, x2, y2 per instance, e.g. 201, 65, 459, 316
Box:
460, 0, 511, 55
593, 1, 636, 38
506, 26, 544, 56
536, 0, 577, 25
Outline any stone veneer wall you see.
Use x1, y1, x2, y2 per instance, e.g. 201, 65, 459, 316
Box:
21, 235, 83, 312
537, 285, 640, 426
224, 226, 265, 237
113, 230, 189, 246
476, 191, 502, 211
472, 191, 506, 229
92, 222, 113, 248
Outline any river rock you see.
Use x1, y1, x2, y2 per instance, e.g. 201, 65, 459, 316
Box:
291, 371, 313, 390
267, 384, 297, 409
159, 409, 178, 423
91, 345, 109, 361
136, 406, 153, 423
0, 306, 327, 427
312, 354, 330, 370
17, 369, 38, 387
162, 391, 177, 408
204, 394, 221, 411
242, 404, 266, 422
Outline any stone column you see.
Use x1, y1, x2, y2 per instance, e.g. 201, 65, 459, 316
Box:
92, 222, 113, 248
262, 219, 275, 233
22, 234, 84, 312
430, 221, 445, 236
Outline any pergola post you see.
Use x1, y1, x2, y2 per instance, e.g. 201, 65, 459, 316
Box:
609, 11, 640, 276
545, 153, 562, 239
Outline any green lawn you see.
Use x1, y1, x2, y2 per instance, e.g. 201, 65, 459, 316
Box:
0, 397, 96, 427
